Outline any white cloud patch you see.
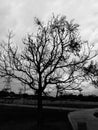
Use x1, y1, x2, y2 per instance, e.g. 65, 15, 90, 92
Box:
0, 0, 98, 45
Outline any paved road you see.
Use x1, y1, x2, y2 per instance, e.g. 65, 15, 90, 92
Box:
68, 108, 98, 130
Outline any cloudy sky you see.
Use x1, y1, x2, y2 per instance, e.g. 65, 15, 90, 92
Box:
0, 0, 98, 94
0, 0, 98, 46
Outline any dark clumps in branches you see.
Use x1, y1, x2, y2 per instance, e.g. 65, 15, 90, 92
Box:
83, 60, 98, 87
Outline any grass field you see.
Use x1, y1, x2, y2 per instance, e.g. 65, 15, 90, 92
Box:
0, 104, 73, 130
1, 98, 98, 108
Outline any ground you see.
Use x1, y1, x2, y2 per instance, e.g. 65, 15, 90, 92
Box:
0, 104, 73, 130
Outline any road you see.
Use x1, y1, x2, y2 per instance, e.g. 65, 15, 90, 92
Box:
68, 108, 98, 130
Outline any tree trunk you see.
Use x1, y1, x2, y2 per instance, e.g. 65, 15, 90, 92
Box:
37, 89, 42, 130
37, 74, 43, 130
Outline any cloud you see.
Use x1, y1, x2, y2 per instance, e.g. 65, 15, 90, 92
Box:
0, 0, 98, 46
0, 1, 11, 38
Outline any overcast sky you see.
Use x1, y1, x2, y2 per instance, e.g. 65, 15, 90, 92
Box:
0, 0, 98, 94
0, 0, 98, 46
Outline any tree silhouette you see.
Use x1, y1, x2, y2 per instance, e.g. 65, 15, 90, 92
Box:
83, 60, 98, 87
0, 15, 97, 129
3, 76, 12, 92
3, 70, 12, 93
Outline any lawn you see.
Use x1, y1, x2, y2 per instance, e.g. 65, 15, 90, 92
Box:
0, 104, 73, 130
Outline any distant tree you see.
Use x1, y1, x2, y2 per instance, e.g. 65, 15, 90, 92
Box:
83, 60, 98, 87
3, 75, 12, 93
0, 15, 97, 129
18, 88, 23, 95
21, 82, 27, 94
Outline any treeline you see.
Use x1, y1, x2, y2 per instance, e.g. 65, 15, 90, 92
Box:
57, 94, 98, 102
0, 90, 32, 99
0, 89, 98, 102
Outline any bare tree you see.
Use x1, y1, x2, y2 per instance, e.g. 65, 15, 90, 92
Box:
21, 82, 27, 94
0, 15, 97, 129
83, 60, 98, 87
3, 70, 12, 92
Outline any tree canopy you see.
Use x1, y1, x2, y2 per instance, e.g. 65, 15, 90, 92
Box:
0, 15, 97, 96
